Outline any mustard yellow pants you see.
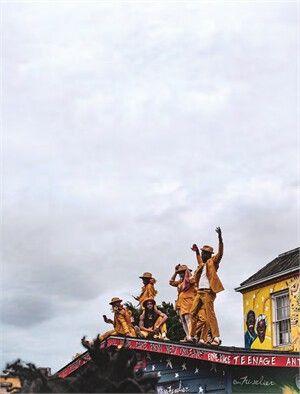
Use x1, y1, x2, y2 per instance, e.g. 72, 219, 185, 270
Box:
99, 327, 136, 342
190, 290, 219, 339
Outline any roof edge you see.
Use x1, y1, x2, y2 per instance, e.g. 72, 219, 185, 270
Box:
278, 247, 300, 257
235, 266, 299, 292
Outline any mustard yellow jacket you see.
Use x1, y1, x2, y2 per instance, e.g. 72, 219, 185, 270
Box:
194, 241, 224, 293
170, 277, 197, 315
138, 282, 157, 306
114, 307, 134, 335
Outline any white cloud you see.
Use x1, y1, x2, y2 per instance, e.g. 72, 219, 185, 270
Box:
1, 0, 297, 372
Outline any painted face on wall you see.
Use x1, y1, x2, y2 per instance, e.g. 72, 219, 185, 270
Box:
246, 310, 256, 335
256, 318, 267, 343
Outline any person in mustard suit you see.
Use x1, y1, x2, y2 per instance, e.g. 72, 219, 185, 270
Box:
136, 298, 168, 340
99, 297, 137, 342
169, 264, 198, 342
133, 272, 157, 308
190, 227, 224, 346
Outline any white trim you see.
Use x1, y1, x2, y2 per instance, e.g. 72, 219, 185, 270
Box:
235, 267, 299, 292
271, 290, 291, 347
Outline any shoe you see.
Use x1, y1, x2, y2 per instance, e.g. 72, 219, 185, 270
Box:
180, 337, 188, 342
161, 333, 170, 341
198, 339, 206, 345
211, 337, 222, 346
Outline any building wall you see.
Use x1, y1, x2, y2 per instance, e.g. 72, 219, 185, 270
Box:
242, 274, 299, 351
142, 353, 300, 394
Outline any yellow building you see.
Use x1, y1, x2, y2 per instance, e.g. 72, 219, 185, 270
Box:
235, 247, 299, 352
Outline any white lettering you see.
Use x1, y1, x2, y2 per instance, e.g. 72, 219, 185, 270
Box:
233, 376, 275, 387
207, 352, 218, 362
159, 381, 190, 393
286, 357, 299, 367
220, 354, 231, 364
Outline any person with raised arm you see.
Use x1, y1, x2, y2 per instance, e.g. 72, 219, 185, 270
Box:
169, 264, 197, 342
190, 227, 224, 346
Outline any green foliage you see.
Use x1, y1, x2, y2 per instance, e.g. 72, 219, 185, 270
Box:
158, 302, 185, 341
124, 301, 185, 342
124, 302, 141, 326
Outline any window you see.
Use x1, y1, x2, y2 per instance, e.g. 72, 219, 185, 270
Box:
272, 290, 291, 346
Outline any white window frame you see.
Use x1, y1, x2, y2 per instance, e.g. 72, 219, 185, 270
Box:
272, 289, 291, 347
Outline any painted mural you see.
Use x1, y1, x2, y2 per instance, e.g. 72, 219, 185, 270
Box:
144, 352, 228, 393
142, 353, 299, 394
289, 277, 300, 352
243, 275, 300, 351
232, 367, 300, 393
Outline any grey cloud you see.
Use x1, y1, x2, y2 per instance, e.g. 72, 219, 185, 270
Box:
1, 0, 297, 371
1, 294, 55, 327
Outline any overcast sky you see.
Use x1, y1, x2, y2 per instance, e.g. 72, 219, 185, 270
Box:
1, 1, 298, 373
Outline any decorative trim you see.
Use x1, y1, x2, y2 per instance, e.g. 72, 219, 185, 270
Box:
56, 337, 300, 378
235, 269, 299, 292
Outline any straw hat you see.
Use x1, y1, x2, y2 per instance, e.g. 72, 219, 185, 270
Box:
200, 245, 214, 253
139, 272, 155, 280
176, 264, 192, 272
109, 297, 123, 305
142, 298, 156, 308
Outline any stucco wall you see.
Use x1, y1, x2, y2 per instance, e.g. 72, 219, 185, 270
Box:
242, 274, 299, 351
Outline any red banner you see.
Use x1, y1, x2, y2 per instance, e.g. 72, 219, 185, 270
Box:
105, 337, 300, 368
56, 337, 300, 378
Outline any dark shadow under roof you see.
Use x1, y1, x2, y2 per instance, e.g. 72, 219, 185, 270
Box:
237, 247, 299, 291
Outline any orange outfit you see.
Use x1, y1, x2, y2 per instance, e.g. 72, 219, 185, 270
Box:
169, 277, 197, 316
193, 241, 224, 293
99, 307, 136, 341
138, 281, 157, 306
190, 241, 224, 339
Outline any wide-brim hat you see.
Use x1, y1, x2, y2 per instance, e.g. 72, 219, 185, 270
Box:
177, 264, 191, 272
142, 298, 156, 307
200, 245, 214, 253
109, 297, 123, 305
139, 272, 155, 280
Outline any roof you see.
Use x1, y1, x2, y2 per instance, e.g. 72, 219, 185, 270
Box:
235, 247, 300, 292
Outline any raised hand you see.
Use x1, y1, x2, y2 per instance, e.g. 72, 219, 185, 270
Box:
103, 315, 113, 324
191, 244, 199, 252
81, 336, 92, 350
215, 227, 222, 237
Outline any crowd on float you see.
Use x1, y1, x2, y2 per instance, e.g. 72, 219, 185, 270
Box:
97, 227, 224, 347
